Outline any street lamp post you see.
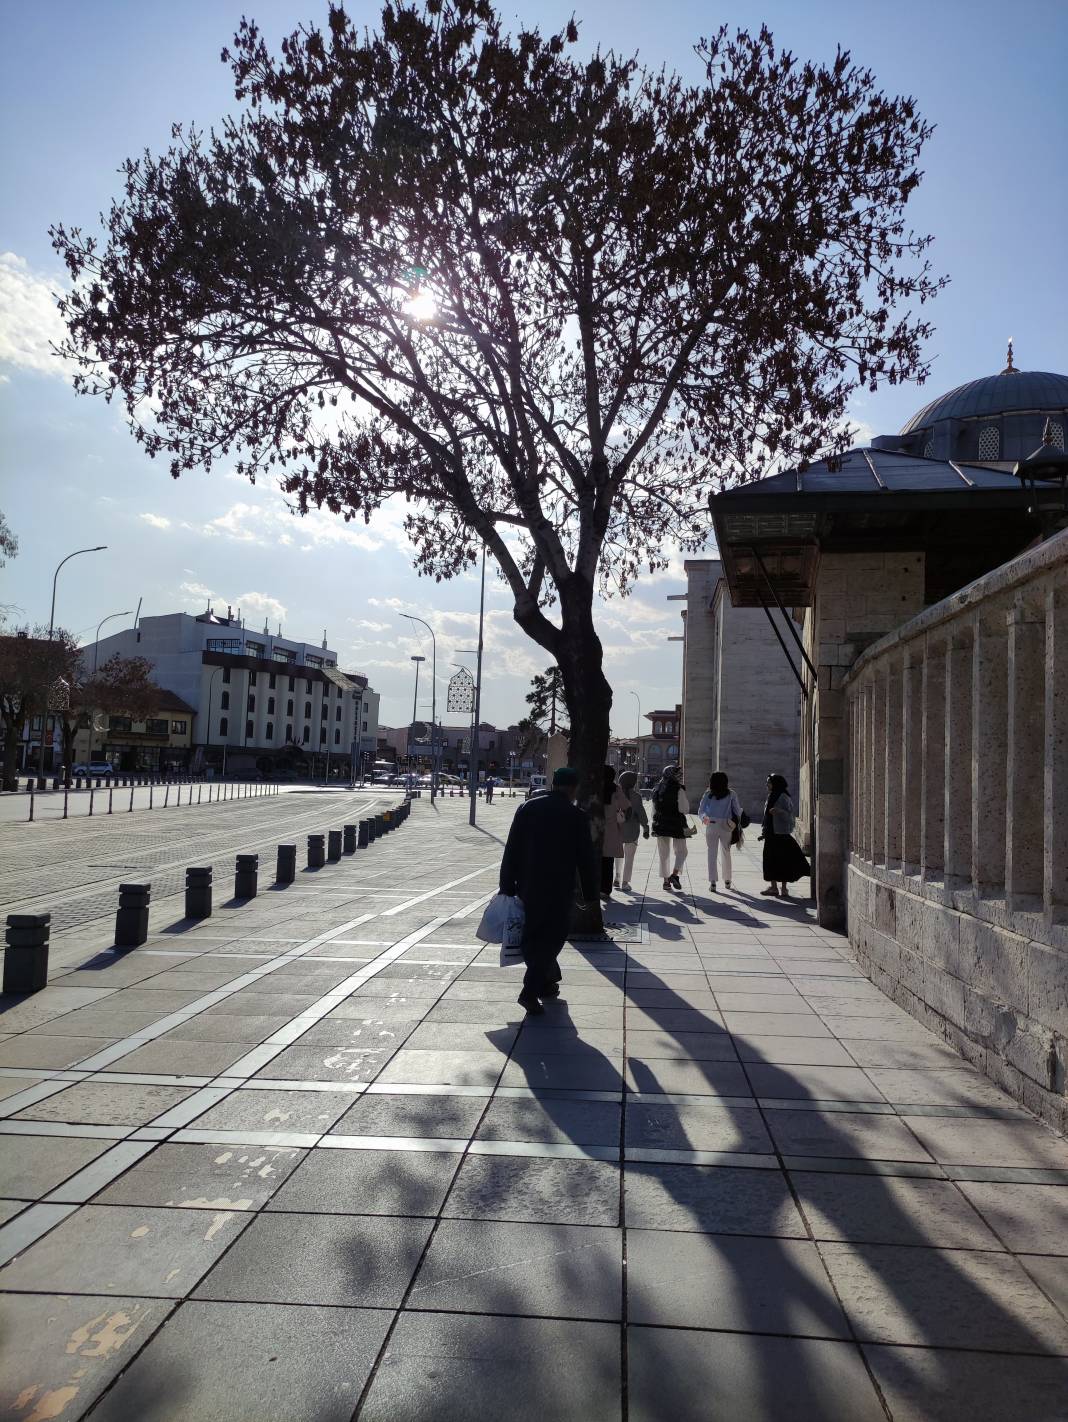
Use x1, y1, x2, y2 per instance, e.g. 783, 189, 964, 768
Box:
400, 613, 439, 799
630, 690, 641, 779
85, 609, 132, 767
409, 655, 425, 779
49, 546, 107, 637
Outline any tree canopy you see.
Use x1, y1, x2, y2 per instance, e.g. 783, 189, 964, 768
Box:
52, 0, 942, 789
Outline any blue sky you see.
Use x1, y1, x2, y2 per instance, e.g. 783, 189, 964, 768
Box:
1, 0, 1065, 731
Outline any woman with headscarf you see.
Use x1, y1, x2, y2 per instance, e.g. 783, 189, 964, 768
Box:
758, 773, 810, 897
600, 764, 630, 901
651, 762, 690, 891
698, 770, 743, 892
614, 768, 649, 891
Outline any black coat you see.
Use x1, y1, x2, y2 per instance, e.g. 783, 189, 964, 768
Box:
651, 778, 688, 838
499, 791, 598, 931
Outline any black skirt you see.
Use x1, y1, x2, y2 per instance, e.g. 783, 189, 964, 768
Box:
762, 831, 810, 884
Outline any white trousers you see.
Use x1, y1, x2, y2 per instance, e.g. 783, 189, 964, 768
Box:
704, 819, 733, 883
614, 841, 638, 883
656, 836, 688, 878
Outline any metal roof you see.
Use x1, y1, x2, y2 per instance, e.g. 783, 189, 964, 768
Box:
714, 447, 1015, 501
900, 370, 1068, 433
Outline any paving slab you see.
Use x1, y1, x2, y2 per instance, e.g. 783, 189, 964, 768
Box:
0, 1293, 175, 1422
624, 1162, 805, 1237
0, 1203, 250, 1296
956, 1180, 1068, 1253
864, 1345, 1068, 1422
625, 1101, 773, 1154
628, 1328, 886, 1422
188, 1087, 355, 1133
0, 1135, 112, 1199
266, 1145, 457, 1216
475, 1095, 621, 1147
360, 1310, 621, 1422
193, 1211, 433, 1306
791, 1171, 1003, 1248
445, 1154, 620, 1226
14, 1081, 197, 1126
96, 1141, 306, 1210
409, 1218, 623, 1319
88, 1300, 393, 1422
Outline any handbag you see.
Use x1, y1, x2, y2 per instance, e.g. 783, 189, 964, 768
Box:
731, 810, 750, 847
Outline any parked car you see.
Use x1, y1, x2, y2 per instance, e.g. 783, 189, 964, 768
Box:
72, 762, 114, 777
525, 773, 548, 801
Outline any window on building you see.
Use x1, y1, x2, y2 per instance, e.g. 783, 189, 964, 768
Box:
320, 727, 327, 743
285, 725, 293, 742
335, 705, 341, 721
923, 438, 934, 459
245, 640, 265, 657
249, 671, 257, 685
219, 716, 228, 736
222, 667, 231, 684
146, 718, 168, 736
269, 673, 276, 690
246, 720, 254, 739
654, 720, 663, 735
1049, 421, 1066, 451
668, 744, 678, 759
306, 654, 323, 668
110, 716, 132, 732
266, 722, 274, 740
248, 694, 255, 711
207, 638, 242, 654
287, 699, 294, 716
977, 425, 1000, 460
362, 720, 368, 732
306, 679, 312, 693
334, 729, 340, 744
273, 648, 296, 665
267, 696, 275, 714
302, 725, 310, 743
220, 690, 230, 710
288, 676, 295, 691
321, 704, 328, 720
171, 720, 187, 734
325, 659, 336, 667
304, 701, 312, 718
31, 715, 42, 731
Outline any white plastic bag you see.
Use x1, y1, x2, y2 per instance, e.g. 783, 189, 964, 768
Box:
503, 896, 525, 951
476, 892, 523, 944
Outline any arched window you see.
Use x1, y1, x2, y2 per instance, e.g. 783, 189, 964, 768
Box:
1049, 421, 1065, 451
219, 716, 228, 736
287, 699, 294, 716
335, 705, 342, 721
977, 425, 1000, 460
319, 727, 327, 743
334, 729, 341, 744
304, 701, 312, 718
654, 720, 663, 735
266, 722, 274, 740
285, 725, 293, 743
922, 439, 934, 459
302, 725, 310, 743
245, 719, 254, 740
220, 691, 230, 710
267, 696, 275, 714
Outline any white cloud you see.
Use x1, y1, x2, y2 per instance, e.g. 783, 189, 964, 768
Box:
0, 252, 69, 379
139, 512, 171, 530
235, 590, 287, 624
179, 580, 214, 608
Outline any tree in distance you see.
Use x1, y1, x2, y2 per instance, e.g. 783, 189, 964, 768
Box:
526, 665, 568, 738
52, 0, 943, 820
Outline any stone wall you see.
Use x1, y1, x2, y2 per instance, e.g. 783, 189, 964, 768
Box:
844, 529, 1068, 1133
799, 550, 926, 927
682, 560, 800, 821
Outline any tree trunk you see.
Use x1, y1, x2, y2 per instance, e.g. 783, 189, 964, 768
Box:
2, 712, 22, 792
556, 592, 613, 937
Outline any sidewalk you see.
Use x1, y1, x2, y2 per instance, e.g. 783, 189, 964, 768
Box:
1, 797, 1066, 1420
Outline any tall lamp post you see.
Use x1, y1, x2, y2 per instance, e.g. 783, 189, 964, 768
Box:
85, 609, 132, 767
630, 690, 641, 779
399, 613, 438, 799
409, 654, 425, 779
49, 546, 107, 637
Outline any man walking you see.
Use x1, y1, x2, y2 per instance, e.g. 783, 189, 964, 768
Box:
499, 766, 598, 1014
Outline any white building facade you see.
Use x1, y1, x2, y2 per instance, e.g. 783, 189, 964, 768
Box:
86, 610, 380, 774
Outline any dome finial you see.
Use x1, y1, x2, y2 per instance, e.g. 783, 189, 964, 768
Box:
1001, 337, 1017, 374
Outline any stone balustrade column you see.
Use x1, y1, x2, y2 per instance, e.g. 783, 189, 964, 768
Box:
971, 608, 1009, 899
870, 676, 886, 864
884, 658, 903, 868
1046, 580, 1068, 926
1006, 592, 1045, 907
920, 634, 946, 884
863, 678, 876, 861
901, 649, 923, 872
855, 684, 867, 858
943, 627, 974, 890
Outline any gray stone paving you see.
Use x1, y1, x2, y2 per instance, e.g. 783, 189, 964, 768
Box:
1, 793, 1067, 1420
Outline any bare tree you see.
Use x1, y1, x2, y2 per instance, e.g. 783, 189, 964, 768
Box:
52, 0, 942, 819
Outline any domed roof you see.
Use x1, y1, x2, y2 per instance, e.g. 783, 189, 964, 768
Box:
900, 368, 1068, 435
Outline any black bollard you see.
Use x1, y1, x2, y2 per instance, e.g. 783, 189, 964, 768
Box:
342, 823, 357, 855
307, 834, 326, 869
375, 813, 385, 838
185, 866, 213, 919
327, 829, 342, 862
4, 913, 51, 994
276, 843, 296, 884
235, 853, 259, 898
357, 820, 370, 848
115, 883, 151, 948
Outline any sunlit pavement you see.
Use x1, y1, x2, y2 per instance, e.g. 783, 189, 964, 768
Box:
1, 795, 1066, 1420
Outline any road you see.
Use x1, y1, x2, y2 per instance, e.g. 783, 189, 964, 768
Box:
0, 787, 393, 935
